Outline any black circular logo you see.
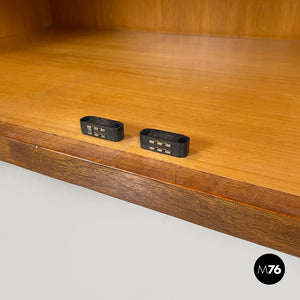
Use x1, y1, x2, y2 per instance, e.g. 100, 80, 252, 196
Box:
254, 253, 285, 285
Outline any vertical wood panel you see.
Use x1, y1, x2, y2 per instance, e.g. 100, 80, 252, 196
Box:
50, 0, 161, 31
50, 0, 300, 39
0, 0, 52, 38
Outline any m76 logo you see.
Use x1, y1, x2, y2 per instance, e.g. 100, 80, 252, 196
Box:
254, 254, 285, 284
257, 265, 282, 275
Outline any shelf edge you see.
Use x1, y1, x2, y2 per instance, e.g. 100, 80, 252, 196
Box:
0, 121, 299, 256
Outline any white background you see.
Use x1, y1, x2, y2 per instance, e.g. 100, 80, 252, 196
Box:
0, 161, 299, 300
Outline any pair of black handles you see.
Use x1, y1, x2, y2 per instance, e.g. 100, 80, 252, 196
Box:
80, 116, 190, 158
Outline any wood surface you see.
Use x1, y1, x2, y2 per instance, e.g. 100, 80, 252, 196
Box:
0, 30, 299, 255
49, 0, 300, 40
0, 0, 52, 38
1, 122, 299, 256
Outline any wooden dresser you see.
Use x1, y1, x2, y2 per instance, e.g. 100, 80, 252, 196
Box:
0, 0, 299, 256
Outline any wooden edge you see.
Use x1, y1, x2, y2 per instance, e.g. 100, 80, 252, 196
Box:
1, 121, 299, 217
0, 121, 299, 256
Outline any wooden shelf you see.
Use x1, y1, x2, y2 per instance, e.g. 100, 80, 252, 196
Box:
0, 29, 299, 256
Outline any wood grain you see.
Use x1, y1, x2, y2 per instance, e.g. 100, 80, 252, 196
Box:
49, 0, 300, 39
0, 0, 52, 38
0, 30, 299, 196
0, 30, 299, 255
0, 122, 299, 256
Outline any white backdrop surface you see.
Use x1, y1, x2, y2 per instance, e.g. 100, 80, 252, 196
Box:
0, 161, 299, 300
